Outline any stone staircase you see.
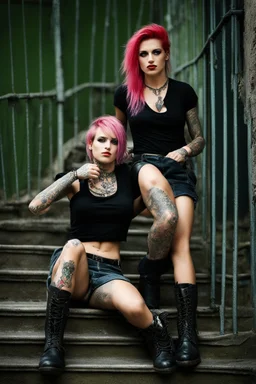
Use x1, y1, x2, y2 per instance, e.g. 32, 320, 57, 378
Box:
0, 200, 256, 384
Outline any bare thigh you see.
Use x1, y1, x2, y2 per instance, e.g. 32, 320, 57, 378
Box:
89, 279, 153, 328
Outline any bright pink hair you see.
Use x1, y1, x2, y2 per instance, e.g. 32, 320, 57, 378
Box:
122, 23, 171, 116
86, 115, 127, 165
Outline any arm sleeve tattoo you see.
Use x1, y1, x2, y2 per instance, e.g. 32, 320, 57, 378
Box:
186, 107, 206, 157
29, 171, 77, 215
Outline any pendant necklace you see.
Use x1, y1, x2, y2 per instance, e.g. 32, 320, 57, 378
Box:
145, 79, 169, 112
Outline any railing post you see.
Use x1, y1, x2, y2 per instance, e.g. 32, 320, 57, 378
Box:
52, 0, 65, 172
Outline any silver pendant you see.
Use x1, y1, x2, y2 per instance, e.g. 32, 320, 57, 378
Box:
156, 96, 164, 112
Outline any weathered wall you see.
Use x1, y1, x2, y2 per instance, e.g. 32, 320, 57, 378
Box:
244, 0, 256, 200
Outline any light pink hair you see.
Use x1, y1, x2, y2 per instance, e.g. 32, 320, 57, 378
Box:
122, 23, 171, 116
86, 115, 127, 164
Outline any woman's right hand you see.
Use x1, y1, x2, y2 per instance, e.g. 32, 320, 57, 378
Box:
76, 163, 100, 180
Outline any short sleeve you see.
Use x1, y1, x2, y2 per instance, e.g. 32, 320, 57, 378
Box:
113, 84, 128, 115
184, 83, 198, 112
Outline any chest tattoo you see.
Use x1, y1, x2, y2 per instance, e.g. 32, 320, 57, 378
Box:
88, 170, 117, 197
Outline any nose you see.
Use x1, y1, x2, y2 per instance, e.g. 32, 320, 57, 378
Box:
148, 53, 154, 63
105, 140, 111, 150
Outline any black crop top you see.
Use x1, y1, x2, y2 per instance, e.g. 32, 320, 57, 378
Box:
56, 164, 134, 242
114, 78, 198, 155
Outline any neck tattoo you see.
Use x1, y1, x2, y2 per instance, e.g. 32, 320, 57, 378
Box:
88, 169, 117, 197
145, 79, 169, 112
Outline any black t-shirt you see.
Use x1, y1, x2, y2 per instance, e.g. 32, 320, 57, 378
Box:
55, 164, 134, 242
114, 78, 198, 155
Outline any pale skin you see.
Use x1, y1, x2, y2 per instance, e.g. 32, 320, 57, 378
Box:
29, 127, 152, 329
115, 38, 205, 284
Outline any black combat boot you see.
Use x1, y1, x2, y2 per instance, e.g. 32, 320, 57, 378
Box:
175, 283, 201, 367
140, 311, 176, 373
39, 285, 71, 375
138, 256, 170, 309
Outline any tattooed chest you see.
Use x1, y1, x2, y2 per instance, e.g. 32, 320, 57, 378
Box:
88, 172, 117, 197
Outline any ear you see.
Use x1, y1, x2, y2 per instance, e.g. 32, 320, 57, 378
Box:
165, 51, 169, 61
88, 140, 92, 150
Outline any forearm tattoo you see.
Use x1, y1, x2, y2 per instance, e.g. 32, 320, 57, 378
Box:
186, 108, 206, 156
53, 260, 75, 289
29, 172, 76, 214
145, 187, 178, 260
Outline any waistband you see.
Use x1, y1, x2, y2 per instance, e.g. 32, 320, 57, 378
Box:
132, 153, 165, 162
134, 153, 165, 158
87, 253, 121, 267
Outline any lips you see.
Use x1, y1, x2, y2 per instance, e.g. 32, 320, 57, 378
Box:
147, 65, 156, 70
102, 152, 111, 156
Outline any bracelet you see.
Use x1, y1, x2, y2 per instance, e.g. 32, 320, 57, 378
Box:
72, 169, 78, 180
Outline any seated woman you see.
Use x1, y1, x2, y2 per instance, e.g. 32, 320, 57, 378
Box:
28, 115, 175, 376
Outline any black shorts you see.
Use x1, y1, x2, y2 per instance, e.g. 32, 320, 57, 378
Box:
130, 153, 198, 207
46, 247, 130, 305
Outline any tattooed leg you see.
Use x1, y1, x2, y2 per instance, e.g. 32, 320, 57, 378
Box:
53, 260, 75, 290
51, 239, 89, 297
145, 187, 178, 261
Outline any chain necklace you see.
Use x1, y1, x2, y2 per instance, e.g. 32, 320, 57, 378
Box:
88, 169, 117, 197
145, 79, 169, 112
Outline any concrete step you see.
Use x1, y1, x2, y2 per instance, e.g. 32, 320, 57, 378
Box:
0, 269, 251, 307
0, 302, 253, 334
0, 356, 255, 384
0, 329, 255, 361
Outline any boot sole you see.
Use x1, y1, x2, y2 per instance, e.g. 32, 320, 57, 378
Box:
39, 366, 64, 376
154, 365, 176, 374
176, 358, 201, 368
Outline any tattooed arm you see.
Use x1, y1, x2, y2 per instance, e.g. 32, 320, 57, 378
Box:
166, 107, 205, 162
28, 163, 100, 216
184, 107, 205, 157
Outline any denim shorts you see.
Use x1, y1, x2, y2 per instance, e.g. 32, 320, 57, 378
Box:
46, 247, 130, 305
131, 154, 198, 206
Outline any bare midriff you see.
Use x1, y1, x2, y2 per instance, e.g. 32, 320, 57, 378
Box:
82, 241, 120, 260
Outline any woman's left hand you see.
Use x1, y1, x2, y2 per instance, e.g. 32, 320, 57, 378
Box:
166, 148, 188, 163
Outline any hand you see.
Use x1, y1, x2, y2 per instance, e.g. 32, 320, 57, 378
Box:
166, 148, 188, 163
76, 163, 100, 180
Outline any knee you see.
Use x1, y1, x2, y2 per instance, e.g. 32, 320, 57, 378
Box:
155, 208, 178, 232
165, 208, 179, 228
126, 298, 147, 318
62, 239, 85, 261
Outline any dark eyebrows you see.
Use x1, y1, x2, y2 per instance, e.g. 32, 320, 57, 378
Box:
139, 48, 163, 54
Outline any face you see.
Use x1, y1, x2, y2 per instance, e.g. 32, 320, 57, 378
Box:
89, 127, 118, 167
138, 38, 168, 76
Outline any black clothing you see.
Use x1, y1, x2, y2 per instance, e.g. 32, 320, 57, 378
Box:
55, 164, 134, 242
114, 78, 198, 155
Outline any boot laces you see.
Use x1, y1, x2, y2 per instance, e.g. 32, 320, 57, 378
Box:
177, 294, 194, 340
153, 313, 174, 356
46, 296, 66, 349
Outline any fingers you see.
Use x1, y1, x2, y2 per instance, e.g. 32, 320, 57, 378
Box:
77, 164, 100, 179
166, 151, 184, 162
